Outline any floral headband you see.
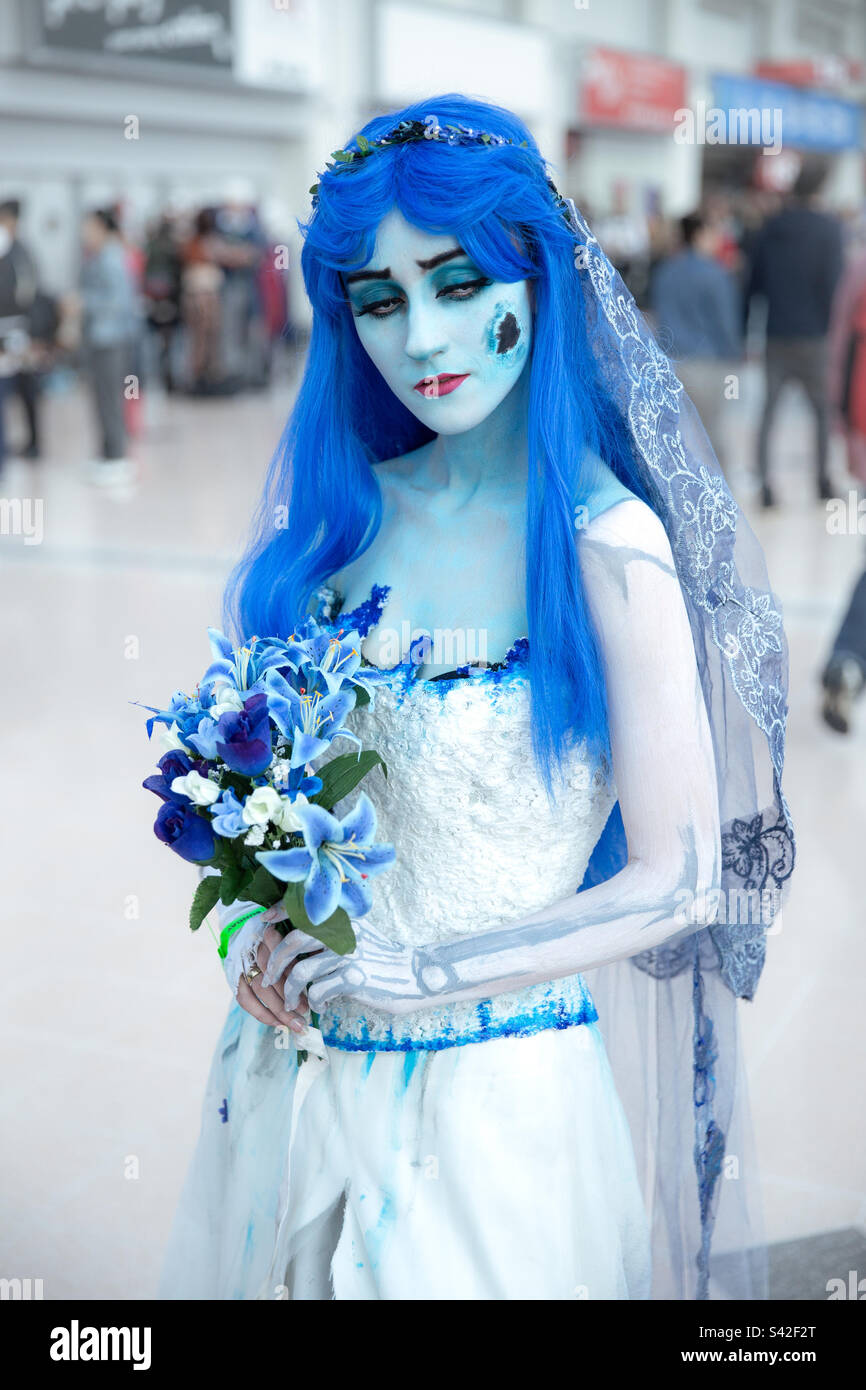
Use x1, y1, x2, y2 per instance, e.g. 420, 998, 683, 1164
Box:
309, 111, 573, 231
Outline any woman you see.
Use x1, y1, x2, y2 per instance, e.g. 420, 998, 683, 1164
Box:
160, 97, 794, 1301
181, 209, 226, 395
78, 208, 139, 485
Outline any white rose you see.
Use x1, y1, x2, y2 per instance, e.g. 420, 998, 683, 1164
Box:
209, 685, 245, 719
243, 785, 283, 826
171, 770, 221, 805
160, 721, 188, 752
273, 796, 305, 833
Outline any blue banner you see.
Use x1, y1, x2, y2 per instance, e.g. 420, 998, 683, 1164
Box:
712, 73, 861, 151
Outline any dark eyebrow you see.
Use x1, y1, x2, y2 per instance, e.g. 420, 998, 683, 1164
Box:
415, 247, 466, 271
344, 267, 392, 285
343, 246, 466, 286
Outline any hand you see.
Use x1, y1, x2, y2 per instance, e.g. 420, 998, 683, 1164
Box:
262, 916, 426, 1017
227, 908, 311, 1032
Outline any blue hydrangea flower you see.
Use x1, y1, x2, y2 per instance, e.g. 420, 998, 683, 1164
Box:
209, 787, 247, 838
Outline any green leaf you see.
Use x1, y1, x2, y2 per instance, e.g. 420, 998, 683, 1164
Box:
311, 749, 387, 810
219, 859, 244, 905
282, 882, 356, 955
332, 149, 354, 163
353, 682, 371, 708
309, 183, 319, 196
190, 874, 222, 932
242, 865, 286, 908
356, 134, 371, 153
219, 771, 251, 799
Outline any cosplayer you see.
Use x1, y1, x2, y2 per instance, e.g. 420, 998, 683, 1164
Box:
159, 95, 795, 1301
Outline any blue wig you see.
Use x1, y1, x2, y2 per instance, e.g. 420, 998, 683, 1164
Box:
222, 94, 655, 795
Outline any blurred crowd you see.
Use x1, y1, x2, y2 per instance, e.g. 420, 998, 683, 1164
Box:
0, 195, 294, 485
1, 162, 865, 736
589, 167, 866, 512
590, 163, 866, 739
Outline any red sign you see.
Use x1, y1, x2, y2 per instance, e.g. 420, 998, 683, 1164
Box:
580, 47, 686, 132
755, 58, 863, 90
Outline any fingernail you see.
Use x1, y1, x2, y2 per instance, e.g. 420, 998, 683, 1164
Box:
288, 1019, 304, 1033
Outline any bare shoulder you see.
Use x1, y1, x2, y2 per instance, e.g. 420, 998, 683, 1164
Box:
577, 496, 675, 572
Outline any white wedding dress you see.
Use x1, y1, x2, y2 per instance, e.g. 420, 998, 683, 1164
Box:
159, 575, 653, 1301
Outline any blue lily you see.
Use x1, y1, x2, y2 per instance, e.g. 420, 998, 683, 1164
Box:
263, 676, 360, 764
256, 791, 395, 925
299, 627, 387, 702
136, 688, 215, 744
199, 629, 295, 700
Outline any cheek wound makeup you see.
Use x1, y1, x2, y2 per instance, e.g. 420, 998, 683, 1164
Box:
485, 301, 527, 365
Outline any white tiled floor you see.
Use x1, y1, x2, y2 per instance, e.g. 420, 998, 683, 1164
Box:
1, 364, 863, 1298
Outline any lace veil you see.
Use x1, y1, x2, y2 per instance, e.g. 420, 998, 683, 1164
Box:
568, 200, 795, 1299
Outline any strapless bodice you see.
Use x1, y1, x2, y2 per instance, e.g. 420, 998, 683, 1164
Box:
334, 665, 617, 948
312, 586, 617, 1050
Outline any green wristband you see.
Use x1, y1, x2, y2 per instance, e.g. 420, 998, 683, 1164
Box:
218, 905, 267, 961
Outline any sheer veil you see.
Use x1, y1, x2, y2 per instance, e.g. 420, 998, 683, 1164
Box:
568, 201, 795, 1300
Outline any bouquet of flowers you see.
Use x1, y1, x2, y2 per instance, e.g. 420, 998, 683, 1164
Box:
138, 621, 395, 969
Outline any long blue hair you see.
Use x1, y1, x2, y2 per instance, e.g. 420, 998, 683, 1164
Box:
223, 94, 654, 795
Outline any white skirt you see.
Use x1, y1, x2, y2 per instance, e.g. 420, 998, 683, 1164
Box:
159, 1002, 651, 1301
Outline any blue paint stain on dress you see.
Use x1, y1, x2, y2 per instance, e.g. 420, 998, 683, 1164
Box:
365, 1189, 396, 1271
322, 978, 598, 1053
314, 580, 531, 704
401, 1049, 420, 1089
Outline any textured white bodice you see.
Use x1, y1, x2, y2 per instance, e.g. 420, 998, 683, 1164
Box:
318, 629, 618, 1049
339, 668, 617, 947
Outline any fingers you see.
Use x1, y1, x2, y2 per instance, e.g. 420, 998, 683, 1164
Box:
307, 976, 342, 1012
236, 976, 286, 1027
261, 903, 290, 926
262, 929, 324, 990
262, 923, 287, 955
234, 945, 308, 1032
284, 952, 338, 1012
247, 941, 297, 1022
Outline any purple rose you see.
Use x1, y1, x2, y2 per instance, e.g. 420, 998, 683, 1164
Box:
215, 692, 272, 775
143, 750, 209, 803
154, 799, 215, 863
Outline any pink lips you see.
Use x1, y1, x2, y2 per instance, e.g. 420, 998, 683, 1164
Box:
413, 372, 470, 398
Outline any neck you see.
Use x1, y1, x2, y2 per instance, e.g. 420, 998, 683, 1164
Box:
419, 369, 530, 500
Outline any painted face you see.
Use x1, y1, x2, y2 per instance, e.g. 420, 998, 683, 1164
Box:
344, 208, 532, 435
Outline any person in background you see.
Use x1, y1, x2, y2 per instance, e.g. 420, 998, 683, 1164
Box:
0, 198, 38, 472
650, 212, 741, 474
213, 192, 267, 391
745, 163, 844, 507
77, 208, 139, 486
181, 209, 226, 395
142, 214, 182, 394
820, 245, 866, 734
